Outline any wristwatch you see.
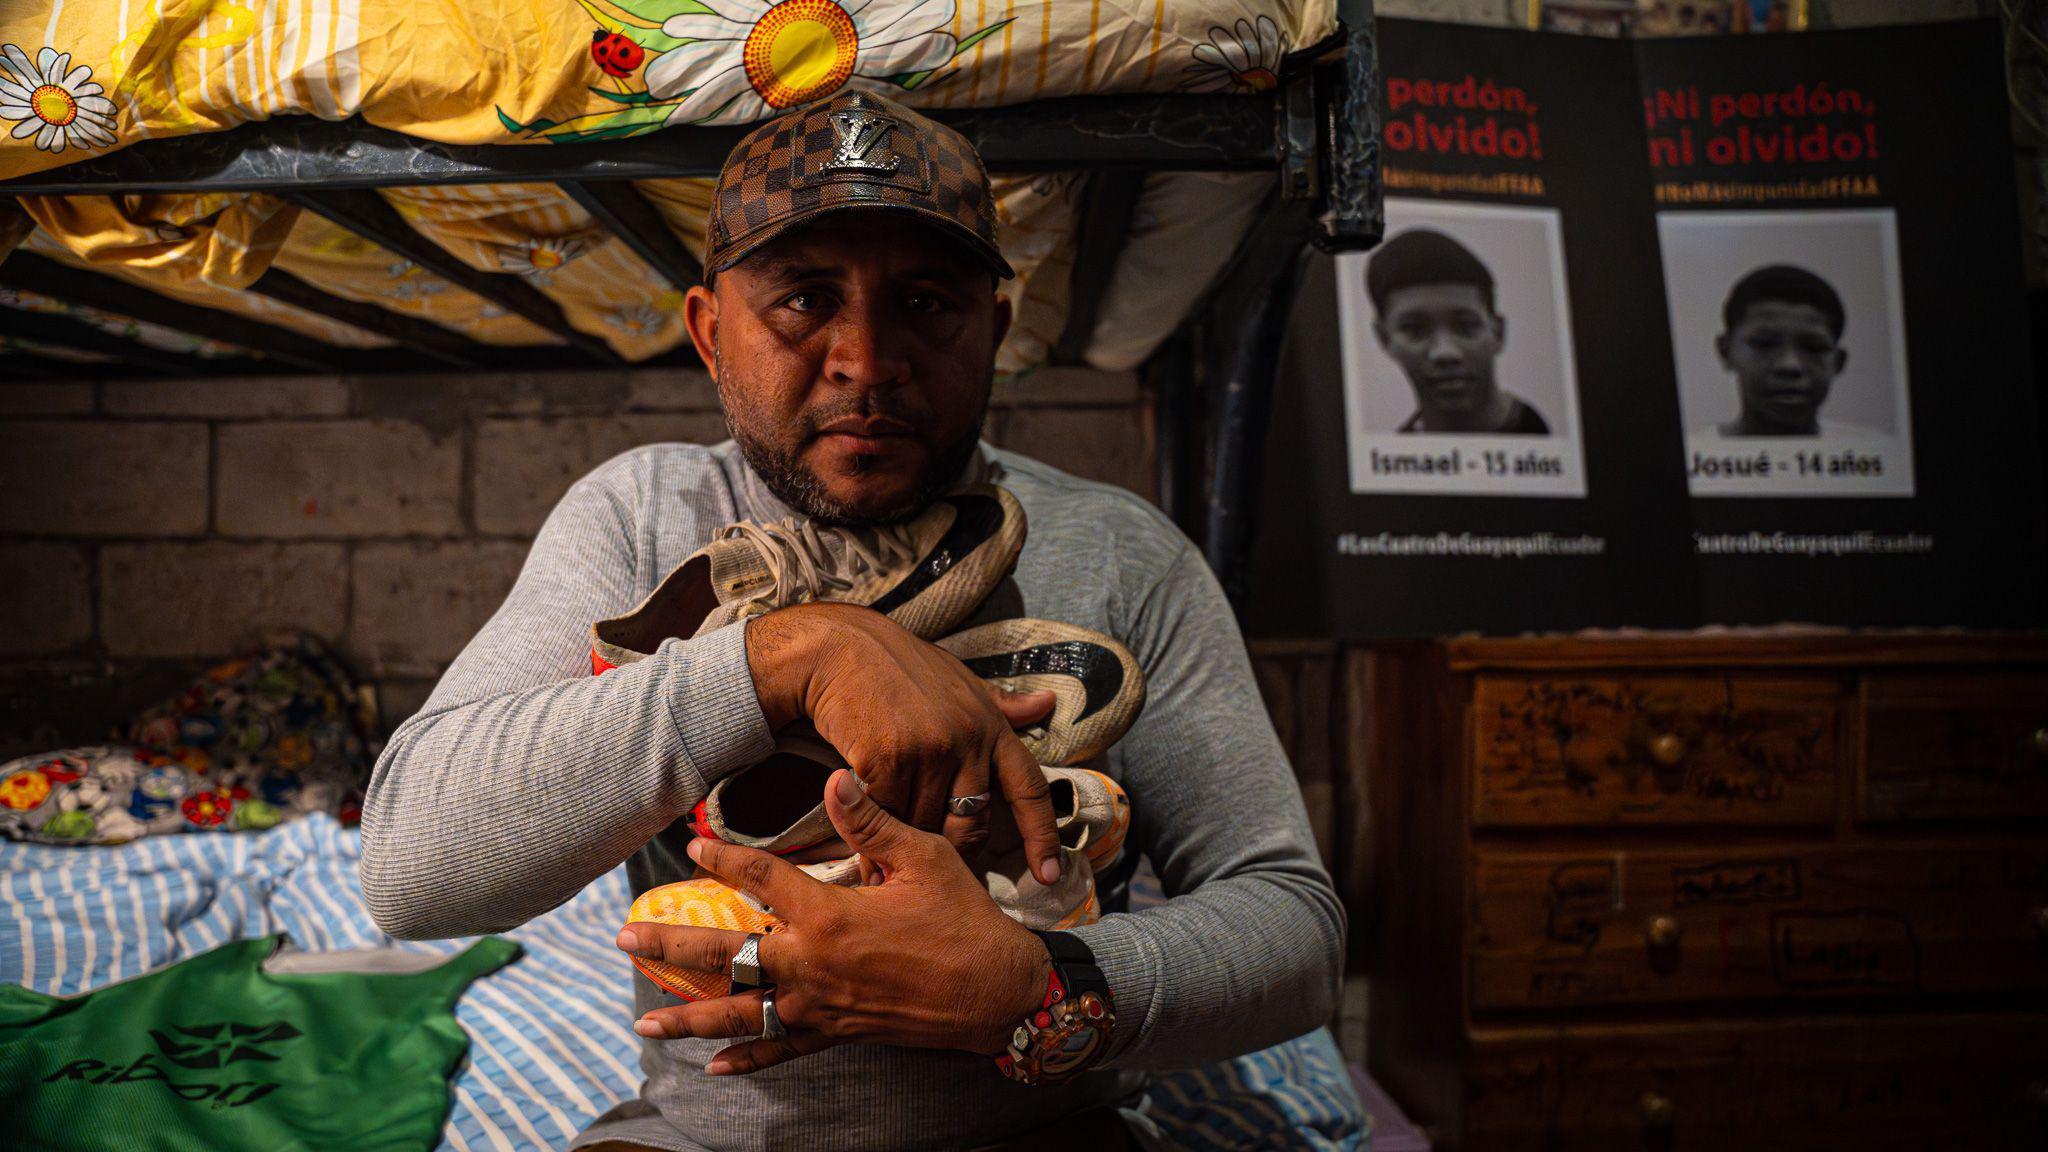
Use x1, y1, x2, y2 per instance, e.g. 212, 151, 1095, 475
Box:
995, 930, 1115, 1086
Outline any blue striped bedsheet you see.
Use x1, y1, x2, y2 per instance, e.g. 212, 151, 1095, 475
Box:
2, 816, 1367, 1151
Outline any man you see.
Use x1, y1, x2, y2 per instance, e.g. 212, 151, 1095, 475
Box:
361, 92, 1343, 1151
1708, 263, 1864, 437
1365, 227, 1550, 435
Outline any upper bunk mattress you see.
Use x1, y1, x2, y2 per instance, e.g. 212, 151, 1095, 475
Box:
0, 0, 1332, 182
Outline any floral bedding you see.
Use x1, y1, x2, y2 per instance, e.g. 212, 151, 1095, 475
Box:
0, 2, 1330, 371
0, 2, 1329, 174
0, 636, 376, 845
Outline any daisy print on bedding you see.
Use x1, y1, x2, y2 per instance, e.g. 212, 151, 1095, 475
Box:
648, 0, 969, 124
503, 0, 1006, 143
605, 301, 668, 336
1182, 16, 1287, 95
498, 237, 591, 283
0, 44, 117, 153
387, 260, 450, 301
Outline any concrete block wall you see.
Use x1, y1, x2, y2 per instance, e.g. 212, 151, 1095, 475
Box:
0, 367, 1152, 752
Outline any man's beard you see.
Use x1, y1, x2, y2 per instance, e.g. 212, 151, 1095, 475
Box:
716, 347, 990, 526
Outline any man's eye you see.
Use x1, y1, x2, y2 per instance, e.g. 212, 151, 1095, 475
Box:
784, 292, 821, 312
906, 291, 944, 313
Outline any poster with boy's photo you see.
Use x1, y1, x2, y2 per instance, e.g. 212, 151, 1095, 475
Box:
1639, 20, 2045, 627
1245, 19, 1696, 638
1339, 199, 1588, 497
1663, 209, 1915, 497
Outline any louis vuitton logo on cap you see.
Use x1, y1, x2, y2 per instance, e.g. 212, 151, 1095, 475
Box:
823, 107, 899, 174
703, 89, 1015, 283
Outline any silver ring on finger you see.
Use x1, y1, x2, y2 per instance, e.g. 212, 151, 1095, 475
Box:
758, 987, 788, 1042
729, 932, 767, 994
946, 792, 991, 817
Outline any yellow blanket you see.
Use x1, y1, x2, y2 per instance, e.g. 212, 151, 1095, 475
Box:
0, 2, 1330, 180
1, 1, 1331, 364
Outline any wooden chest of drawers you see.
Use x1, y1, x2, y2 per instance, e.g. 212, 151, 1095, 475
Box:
1358, 634, 2048, 1151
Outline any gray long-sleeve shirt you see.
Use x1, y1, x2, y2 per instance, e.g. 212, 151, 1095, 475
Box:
360, 440, 1343, 1152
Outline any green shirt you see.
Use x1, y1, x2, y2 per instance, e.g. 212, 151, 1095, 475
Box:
1, 934, 518, 1152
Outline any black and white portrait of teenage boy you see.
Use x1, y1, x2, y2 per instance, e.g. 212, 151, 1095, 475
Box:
1662, 209, 1916, 497
1369, 228, 1550, 437
1335, 199, 1589, 497
1707, 265, 1880, 438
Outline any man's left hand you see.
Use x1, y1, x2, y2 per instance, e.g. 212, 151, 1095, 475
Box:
615, 768, 1053, 1074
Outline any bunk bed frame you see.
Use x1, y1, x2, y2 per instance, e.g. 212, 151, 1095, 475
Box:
0, 2, 1384, 602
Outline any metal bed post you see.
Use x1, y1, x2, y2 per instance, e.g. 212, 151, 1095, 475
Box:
1196, 0, 1384, 605
1199, 202, 1317, 604
1320, 0, 1385, 254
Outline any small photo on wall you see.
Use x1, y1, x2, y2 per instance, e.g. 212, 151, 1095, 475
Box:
1529, 0, 1807, 35
1336, 198, 1588, 497
1661, 209, 1915, 497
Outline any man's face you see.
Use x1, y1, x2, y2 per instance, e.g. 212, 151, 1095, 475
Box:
1716, 301, 1847, 429
684, 214, 1010, 525
1372, 283, 1505, 415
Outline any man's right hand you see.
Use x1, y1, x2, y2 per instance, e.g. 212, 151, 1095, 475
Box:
743, 602, 1063, 884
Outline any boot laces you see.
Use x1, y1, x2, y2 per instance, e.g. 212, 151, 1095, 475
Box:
722, 517, 922, 610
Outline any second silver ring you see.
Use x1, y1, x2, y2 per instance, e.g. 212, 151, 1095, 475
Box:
758, 986, 788, 1042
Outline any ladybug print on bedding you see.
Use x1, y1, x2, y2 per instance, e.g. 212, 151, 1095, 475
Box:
591, 31, 644, 77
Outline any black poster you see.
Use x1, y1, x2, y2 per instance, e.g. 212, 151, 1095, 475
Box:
1249, 18, 2043, 639
1247, 20, 1697, 637
1638, 22, 2046, 627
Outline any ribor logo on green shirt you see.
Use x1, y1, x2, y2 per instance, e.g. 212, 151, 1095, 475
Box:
42, 1019, 303, 1110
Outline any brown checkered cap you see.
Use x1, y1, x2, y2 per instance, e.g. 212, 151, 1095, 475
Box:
704, 90, 1015, 282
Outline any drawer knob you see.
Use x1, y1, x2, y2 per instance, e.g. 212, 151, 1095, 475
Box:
1638, 1091, 1676, 1127
1648, 733, 1687, 767
2030, 727, 2048, 757
1645, 915, 1682, 950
